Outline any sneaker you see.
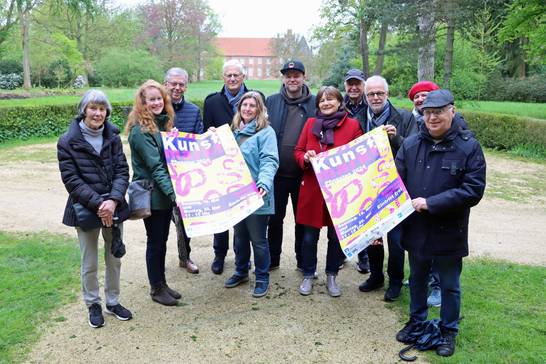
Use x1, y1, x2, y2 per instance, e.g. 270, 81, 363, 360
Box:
436, 330, 456, 357
338, 258, 348, 270
299, 277, 313, 296
252, 281, 269, 298
224, 274, 249, 288
211, 257, 224, 275
356, 257, 370, 274
358, 277, 384, 292
105, 303, 133, 321
88, 303, 104, 328
384, 284, 402, 302
396, 320, 421, 344
427, 287, 442, 307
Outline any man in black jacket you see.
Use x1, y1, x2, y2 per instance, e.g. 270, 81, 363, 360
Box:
203, 59, 249, 274
266, 60, 315, 270
358, 75, 417, 302
394, 89, 486, 357
165, 67, 203, 274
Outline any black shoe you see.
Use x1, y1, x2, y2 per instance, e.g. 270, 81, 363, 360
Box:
358, 277, 384, 292
211, 257, 224, 275
161, 282, 182, 300
384, 284, 402, 301
105, 303, 133, 321
356, 257, 370, 274
150, 286, 178, 306
436, 330, 456, 357
88, 303, 104, 328
396, 320, 420, 344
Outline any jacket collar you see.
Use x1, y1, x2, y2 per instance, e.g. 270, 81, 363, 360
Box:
66, 117, 118, 153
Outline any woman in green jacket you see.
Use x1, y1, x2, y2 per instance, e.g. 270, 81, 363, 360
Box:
126, 80, 180, 306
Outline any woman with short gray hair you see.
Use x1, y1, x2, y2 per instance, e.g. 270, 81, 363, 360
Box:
57, 89, 132, 328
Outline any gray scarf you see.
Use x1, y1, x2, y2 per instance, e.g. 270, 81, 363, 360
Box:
366, 101, 391, 132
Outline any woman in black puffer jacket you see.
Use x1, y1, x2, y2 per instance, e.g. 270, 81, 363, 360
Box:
57, 89, 132, 328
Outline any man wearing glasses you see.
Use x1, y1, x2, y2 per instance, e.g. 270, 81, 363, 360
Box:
164, 67, 203, 274
203, 59, 250, 275
395, 89, 486, 357
358, 75, 417, 302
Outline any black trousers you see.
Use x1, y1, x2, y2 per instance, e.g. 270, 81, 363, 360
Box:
367, 224, 404, 286
143, 208, 172, 287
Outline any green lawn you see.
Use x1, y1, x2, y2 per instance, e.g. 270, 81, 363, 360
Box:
0, 231, 80, 363
390, 259, 546, 363
2, 82, 545, 120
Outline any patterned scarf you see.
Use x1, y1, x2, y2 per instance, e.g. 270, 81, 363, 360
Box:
312, 110, 346, 146
366, 101, 391, 132
224, 85, 245, 114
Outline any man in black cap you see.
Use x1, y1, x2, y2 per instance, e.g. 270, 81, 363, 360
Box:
266, 60, 316, 271
394, 89, 486, 357
343, 69, 370, 274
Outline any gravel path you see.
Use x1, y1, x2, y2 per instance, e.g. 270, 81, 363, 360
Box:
1, 144, 544, 364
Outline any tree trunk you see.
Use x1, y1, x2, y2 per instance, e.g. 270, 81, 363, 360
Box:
359, 16, 370, 77
374, 21, 388, 75
21, 9, 32, 89
442, 5, 455, 88
417, 2, 436, 81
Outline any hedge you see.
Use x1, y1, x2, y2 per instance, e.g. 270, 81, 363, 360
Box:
0, 100, 544, 154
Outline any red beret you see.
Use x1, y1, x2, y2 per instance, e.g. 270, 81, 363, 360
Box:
407, 81, 440, 101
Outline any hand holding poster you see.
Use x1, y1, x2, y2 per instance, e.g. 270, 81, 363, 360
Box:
310, 127, 414, 258
161, 124, 263, 237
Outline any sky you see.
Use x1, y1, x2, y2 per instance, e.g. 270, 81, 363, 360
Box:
113, 0, 323, 39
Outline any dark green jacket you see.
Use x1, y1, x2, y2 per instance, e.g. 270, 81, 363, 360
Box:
128, 115, 176, 210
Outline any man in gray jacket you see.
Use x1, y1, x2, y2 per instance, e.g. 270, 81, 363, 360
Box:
266, 60, 316, 270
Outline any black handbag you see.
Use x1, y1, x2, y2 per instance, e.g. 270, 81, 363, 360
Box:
72, 202, 102, 231
127, 179, 153, 220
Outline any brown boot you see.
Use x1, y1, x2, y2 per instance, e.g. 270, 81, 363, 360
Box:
150, 285, 178, 306
161, 281, 182, 300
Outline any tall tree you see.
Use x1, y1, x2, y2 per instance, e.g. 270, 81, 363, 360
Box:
415, 0, 437, 81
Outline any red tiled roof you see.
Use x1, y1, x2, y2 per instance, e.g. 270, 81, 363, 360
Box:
215, 37, 274, 57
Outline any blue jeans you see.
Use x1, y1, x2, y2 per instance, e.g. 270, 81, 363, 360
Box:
408, 253, 462, 333
233, 214, 270, 282
268, 176, 304, 267
143, 209, 172, 287
367, 224, 404, 285
301, 225, 345, 278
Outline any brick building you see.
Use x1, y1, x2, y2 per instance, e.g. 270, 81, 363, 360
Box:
215, 37, 282, 80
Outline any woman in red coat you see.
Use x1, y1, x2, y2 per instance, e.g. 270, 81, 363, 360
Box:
294, 86, 363, 297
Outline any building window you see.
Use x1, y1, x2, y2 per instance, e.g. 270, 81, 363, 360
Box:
248, 67, 254, 78
257, 68, 263, 78
240, 58, 245, 65
266, 65, 270, 78
266, 58, 271, 65
248, 57, 253, 65
258, 58, 262, 65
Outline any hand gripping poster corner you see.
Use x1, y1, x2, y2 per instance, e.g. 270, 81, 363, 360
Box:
310, 127, 414, 259
161, 124, 263, 237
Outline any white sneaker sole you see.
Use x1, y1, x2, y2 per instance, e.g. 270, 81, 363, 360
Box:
88, 319, 104, 328
104, 308, 132, 321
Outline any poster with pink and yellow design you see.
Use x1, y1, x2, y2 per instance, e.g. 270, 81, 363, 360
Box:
161, 124, 263, 237
310, 127, 414, 259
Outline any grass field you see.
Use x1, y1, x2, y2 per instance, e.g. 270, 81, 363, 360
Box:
1, 81, 545, 120
0, 231, 80, 363
390, 259, 546, 363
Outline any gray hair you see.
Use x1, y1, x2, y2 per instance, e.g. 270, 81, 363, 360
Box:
164, 67, 189, 83
223, 59, 246, 76
365, 75, 389, 93
78, 89, 112, 119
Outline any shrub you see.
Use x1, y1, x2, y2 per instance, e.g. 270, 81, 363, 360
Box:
483, 74, 546, 103
94, 49, 163, 87
41, 59, 74, 88
0, 73, 23, 90
0, 60, 23, 74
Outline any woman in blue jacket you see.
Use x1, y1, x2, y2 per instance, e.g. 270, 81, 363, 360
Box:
223, 91, 279, 297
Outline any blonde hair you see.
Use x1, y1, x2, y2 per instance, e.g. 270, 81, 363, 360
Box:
231, 92, 269, 132
125, 80, 174, 134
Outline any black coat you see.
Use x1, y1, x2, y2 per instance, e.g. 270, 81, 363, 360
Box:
57, 118, 130, 227
203, 84, 249, 129
361, 103, 417, 156
395, 122, 486, 258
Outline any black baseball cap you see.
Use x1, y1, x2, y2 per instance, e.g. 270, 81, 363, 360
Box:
422, 89, 455, 109
344, 69, 366, 82
280, 60, 305, 75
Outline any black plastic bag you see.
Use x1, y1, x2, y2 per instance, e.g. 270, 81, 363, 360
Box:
399, 319, 447, 362
110, 217, 126, 258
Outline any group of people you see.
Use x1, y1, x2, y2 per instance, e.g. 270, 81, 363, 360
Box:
57, 58, 486, 357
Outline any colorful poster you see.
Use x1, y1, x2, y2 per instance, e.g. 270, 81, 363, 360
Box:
161, 124, 263, 237
310, 127, 414, 258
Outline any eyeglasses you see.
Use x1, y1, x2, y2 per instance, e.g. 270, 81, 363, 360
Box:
424, 106, 453, 116
366, 91, 387, 98
224, 73, 242, 79
167, 81, 186, 88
